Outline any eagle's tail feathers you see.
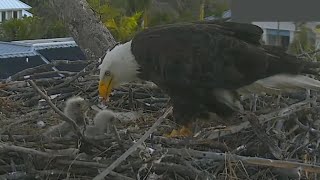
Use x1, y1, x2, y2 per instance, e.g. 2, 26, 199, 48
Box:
238, 75, 320, 96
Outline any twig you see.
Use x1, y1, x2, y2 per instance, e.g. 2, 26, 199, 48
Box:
297, 49, 320, 58
28, 80, 83, 139
167, 148, 320, 173
9, 60, 92, 81
56, 160, 135, 180
207, 98, 314, 140
295, 117, 320, 135
245, 112, 283, 159
93, 106, 173, 180
24, 71, 77, 80
0, 118, 38, 135
111, 123, 136, 175
149, 162, 210, 179
0, 142, 60, 158
152, 136, 229, 152
48, 65, 93, 91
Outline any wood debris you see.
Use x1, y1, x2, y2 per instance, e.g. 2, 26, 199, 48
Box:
1, 59, 320, 179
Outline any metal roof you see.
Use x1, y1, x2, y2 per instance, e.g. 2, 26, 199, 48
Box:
15, 37, 75, 44
0, 42, 34, 58
0, 0, 31, 11
222, 10, 231, 18
22, 9, 32, 17
204, 10, 232, 21
0, 37, 78, 58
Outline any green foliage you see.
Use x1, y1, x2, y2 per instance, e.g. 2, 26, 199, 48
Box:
108, 0, 151, 15
0, 16, 68, 41
21, 0, 56, 18
0, 0, 69, 41
86, 0, 230, 41
288, 25, 316, 55
87, 0, 144, 41
87, 0, 122, 21
46, 20, 69, 38
149, 12, 175, 27
204, 0, 229, 17
0, 17, 43, 41
105, 12, 143, 41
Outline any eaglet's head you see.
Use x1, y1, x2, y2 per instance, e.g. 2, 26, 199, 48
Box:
99, 41, 140, 101
84, 109, 116, 137
64, 96, 88, 125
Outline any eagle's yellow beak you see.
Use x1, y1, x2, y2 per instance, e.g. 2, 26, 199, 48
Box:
99, 75, 114, 101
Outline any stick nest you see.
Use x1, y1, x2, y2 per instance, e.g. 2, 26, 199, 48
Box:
1, 60, 320, 180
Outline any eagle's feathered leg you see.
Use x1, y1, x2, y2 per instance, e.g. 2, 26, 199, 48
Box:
164, 98, 201, 138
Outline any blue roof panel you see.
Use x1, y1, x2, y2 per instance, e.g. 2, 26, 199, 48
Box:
0, 38, 79, 58
0, 0, 31, 10
0, 42, 32, 55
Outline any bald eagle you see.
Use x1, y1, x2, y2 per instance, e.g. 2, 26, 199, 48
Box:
99, 21, 320, 137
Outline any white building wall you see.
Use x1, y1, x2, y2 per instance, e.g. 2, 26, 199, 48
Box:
18, 10, 22, 18
7, 11, 12, 20
0, 9, 31, 22
289, 31, 295, 43
252, 22, 296, 31
252, 22, 296, 44
0, 11, 7, 22
261, 28, 267, 43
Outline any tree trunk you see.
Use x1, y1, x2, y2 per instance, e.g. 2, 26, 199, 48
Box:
199, 0, 205, 20
48, 0, 116, 59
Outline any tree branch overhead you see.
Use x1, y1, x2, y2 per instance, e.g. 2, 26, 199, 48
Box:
48, 0, 116, 59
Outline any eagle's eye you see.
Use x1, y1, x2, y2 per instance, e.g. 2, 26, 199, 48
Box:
105, 71, 111, 76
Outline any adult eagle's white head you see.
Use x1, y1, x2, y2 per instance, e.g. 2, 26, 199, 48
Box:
99, 41, 140, 101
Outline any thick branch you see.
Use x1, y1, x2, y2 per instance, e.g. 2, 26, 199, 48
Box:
167, 148, 320, 173
93, 107, 173, 180
47, 0, 116, 59
207, 98, 314, 140
28, 80, 83, 139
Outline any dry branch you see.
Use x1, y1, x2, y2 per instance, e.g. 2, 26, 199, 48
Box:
56, 160, 135, 180
2, 47, 320, 179
28, 80, 83, 139
246, 113, 283, 159
149, 162, 210, 179
0, 143, 61, 158
93, 106, 173, 180
167, 148, 320, 173
47, 0, 116, 58
9, 60, 91, 81
207, 98, 314, 140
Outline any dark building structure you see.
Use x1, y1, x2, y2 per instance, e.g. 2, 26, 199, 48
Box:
0, 37, 86, 79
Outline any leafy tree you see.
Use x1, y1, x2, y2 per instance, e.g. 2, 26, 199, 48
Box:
0, 16, 69, 41
106, 0, 151, 28
204, 0, 229, 17
0, 0, 69, 41
0, 17, 42, 41
87, 0, 122, 22
149, 12, 175, 27
105, 12, 143, 41
87, 0, 144, 41
288, 25, 316, 55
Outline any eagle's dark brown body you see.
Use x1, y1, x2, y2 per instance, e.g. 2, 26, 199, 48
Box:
130, 21, 319, 125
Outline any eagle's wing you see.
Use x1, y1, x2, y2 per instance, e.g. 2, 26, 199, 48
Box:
194, 21, 263, 45
132, 21, 319, 90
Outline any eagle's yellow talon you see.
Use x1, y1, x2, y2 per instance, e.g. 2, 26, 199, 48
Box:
165, 129, 179, 137
165, 126, 193, 138
179, 126, 193, 137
